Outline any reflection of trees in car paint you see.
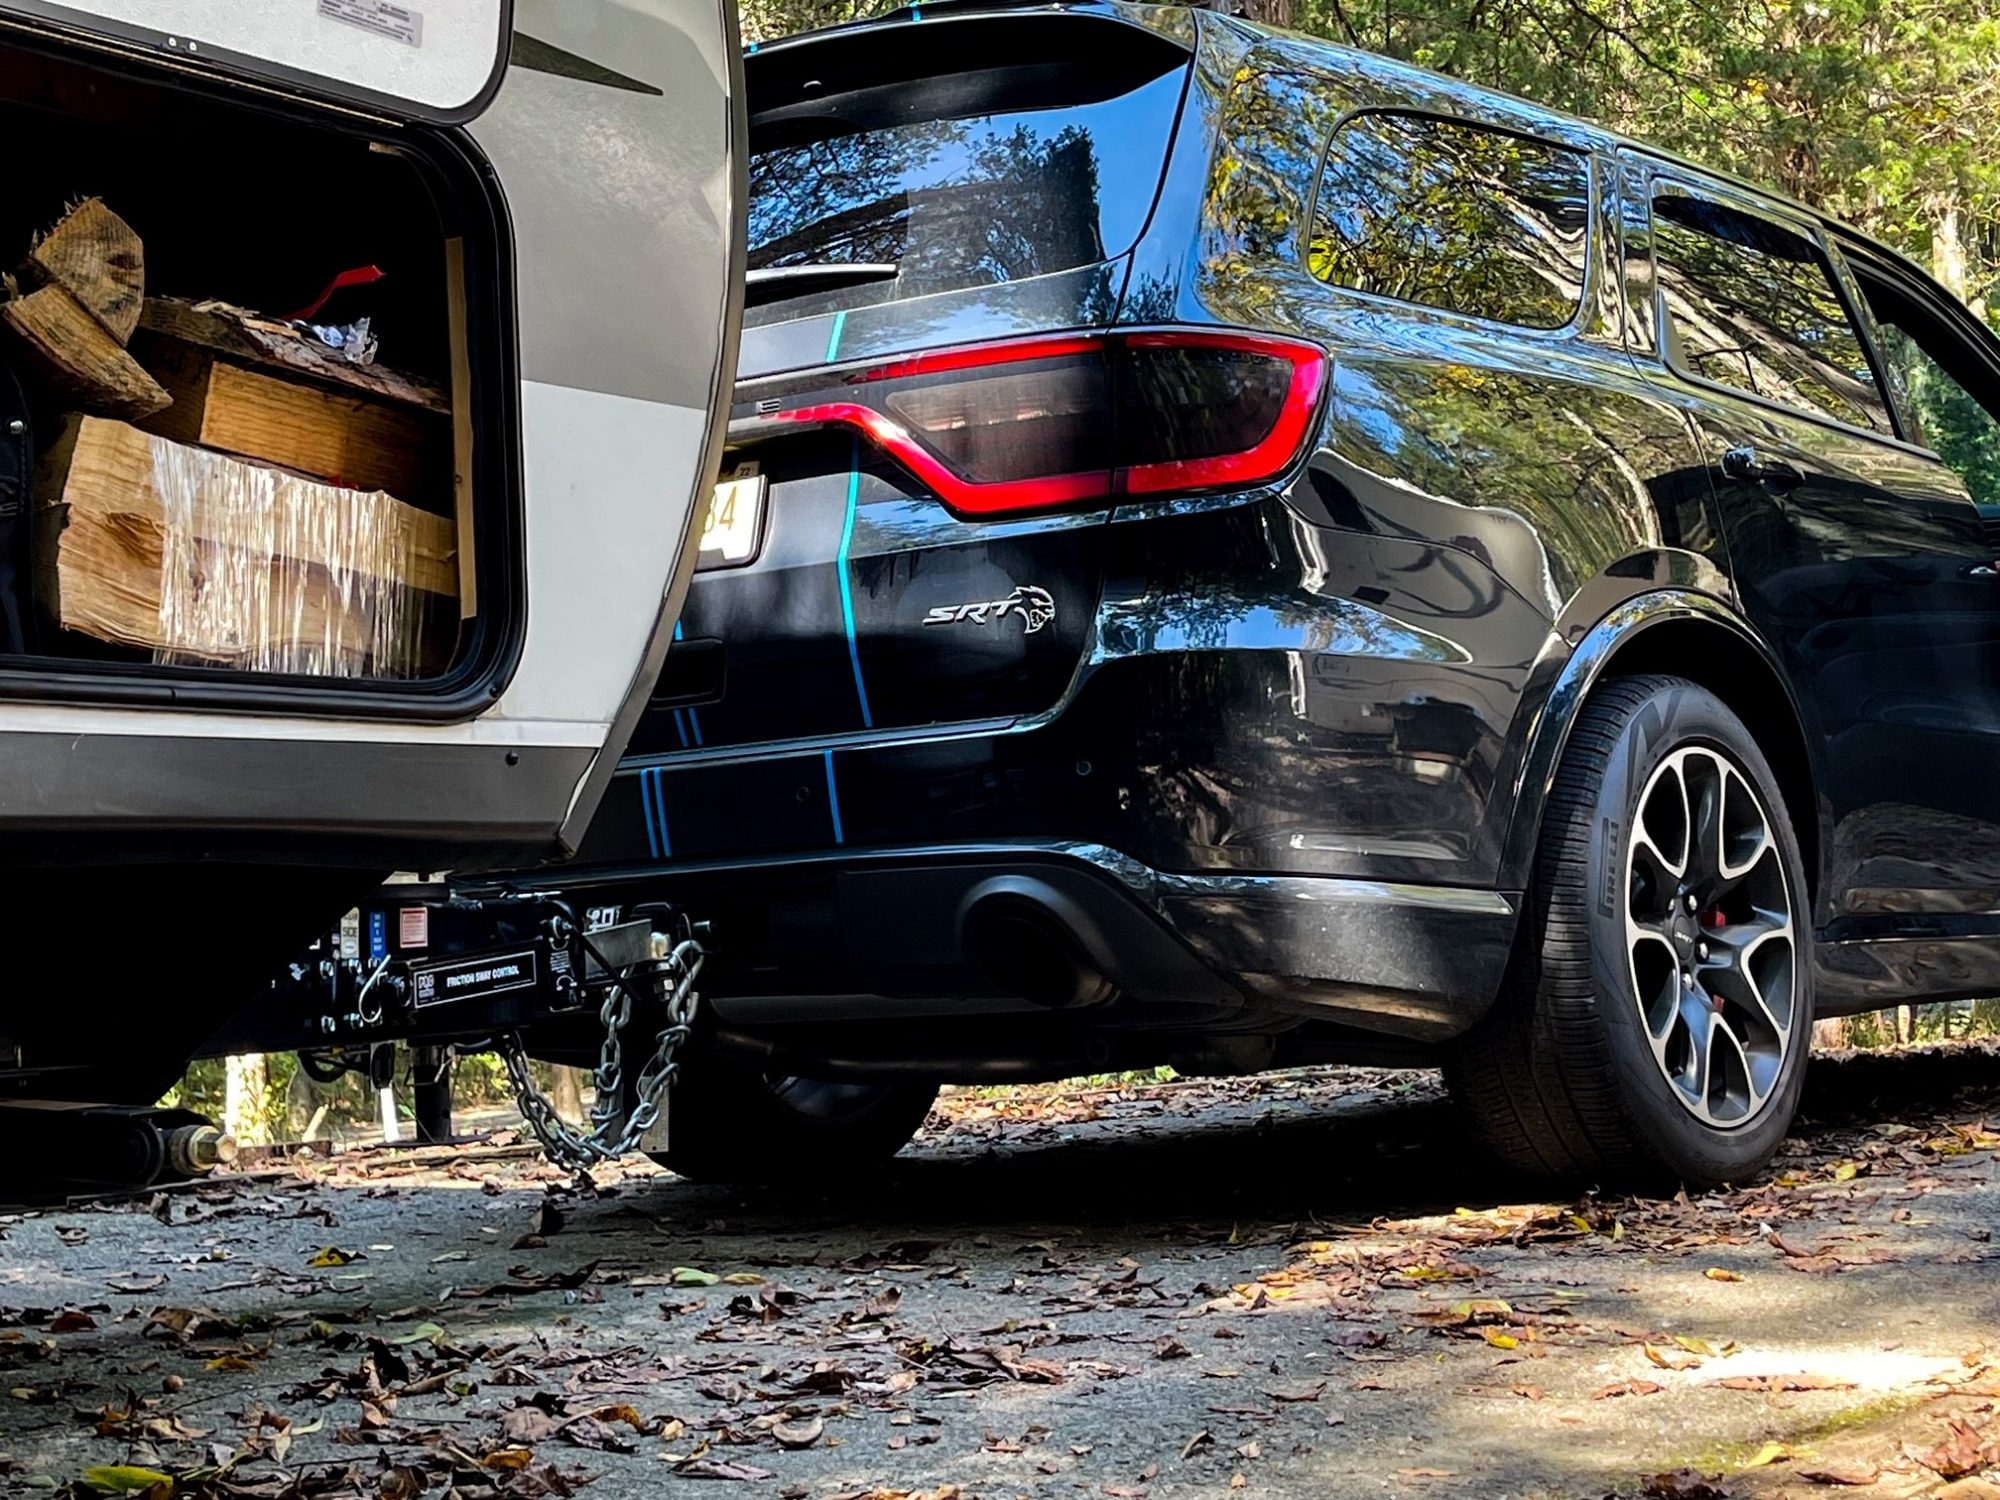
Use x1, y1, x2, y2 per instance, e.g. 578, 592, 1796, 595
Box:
1649, 193, 1890, 433
1307, 112, 1592, 330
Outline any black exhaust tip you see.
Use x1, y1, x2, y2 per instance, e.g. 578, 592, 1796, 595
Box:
961, 878, 1117, 1009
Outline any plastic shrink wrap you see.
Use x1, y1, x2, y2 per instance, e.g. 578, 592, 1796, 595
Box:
36, 417, 456, 677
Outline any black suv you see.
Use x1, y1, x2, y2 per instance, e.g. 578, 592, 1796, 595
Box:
536, 1, 2000, 1188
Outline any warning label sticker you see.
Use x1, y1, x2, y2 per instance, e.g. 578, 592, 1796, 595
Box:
398, 906, 430, 950
318, 0, 423, 47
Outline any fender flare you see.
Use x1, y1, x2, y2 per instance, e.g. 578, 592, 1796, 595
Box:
1495, 588, 1815, 892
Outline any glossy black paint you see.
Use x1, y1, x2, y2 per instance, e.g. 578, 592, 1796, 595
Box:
543, 3, 2000, 1046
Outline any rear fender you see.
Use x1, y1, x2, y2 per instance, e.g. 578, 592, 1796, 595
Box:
1495, 585, 1814, 894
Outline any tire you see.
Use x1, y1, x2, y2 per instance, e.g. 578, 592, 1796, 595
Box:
647, 1055, 939, 1185
1446, 673, 1813, 1190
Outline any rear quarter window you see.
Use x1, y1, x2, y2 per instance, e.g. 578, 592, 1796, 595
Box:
1306, 112, 1592, 330
1650, 190, 1892, 434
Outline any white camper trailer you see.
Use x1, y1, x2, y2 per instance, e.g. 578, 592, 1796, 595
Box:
0, 0, 744, 1129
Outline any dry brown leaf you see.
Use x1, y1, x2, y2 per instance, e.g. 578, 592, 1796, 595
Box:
1261, 1381, 1326, 1403
501, 1407, 560, 1444
1714, 1373, 1856, 1393
583, 1404, 649, 1433
1795, 1460, 1881, 1486
1592, 1379, 1665, 1399
1911, 1417, 2000, 1479
1644, 1343, 1701, 1371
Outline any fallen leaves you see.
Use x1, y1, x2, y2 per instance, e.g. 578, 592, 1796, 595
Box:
1909, 1416, 2000, 1479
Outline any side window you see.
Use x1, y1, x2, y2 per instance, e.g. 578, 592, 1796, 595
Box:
1860, 276, 2000, 508
1307, 113, 1591, 330
1650, 189, 1891, 434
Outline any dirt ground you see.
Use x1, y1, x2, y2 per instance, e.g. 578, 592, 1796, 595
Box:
4, 1044, 2000, 1500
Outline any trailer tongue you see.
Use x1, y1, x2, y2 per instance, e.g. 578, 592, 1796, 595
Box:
207, 888, 710, 1173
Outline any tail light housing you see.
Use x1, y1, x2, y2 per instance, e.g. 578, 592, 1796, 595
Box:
768, 329, 1328, 517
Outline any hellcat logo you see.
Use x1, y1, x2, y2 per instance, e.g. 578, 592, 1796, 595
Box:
922, 585, 1057, 636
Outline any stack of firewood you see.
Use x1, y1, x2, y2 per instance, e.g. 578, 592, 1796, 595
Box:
0, 198, 456, 677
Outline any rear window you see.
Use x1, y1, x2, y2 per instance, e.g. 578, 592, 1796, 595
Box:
1307, 112, 1592, 330
746, 45, 1188, 323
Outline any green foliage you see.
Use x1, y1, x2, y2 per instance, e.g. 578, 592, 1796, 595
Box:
159, 1048, 560, 1143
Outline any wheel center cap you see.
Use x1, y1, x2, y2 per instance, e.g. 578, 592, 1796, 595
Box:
1668, 913, 1696, 959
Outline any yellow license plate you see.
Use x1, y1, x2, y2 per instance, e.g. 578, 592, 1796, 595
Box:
698, 467, 766, 568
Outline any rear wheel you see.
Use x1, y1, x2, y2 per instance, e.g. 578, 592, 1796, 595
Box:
647, 1055, 938, 1185
1446, 674, 1811, 1189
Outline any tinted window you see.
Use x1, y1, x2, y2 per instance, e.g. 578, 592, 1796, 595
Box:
1307, 113, 1591, 329
1651, 192, 1890, 433
1862, 282, 2000, 507
746, 60, 1186, 321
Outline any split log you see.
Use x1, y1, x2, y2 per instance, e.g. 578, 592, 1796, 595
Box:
0, 199, 168, 418
27, 197, 145, 343
2, 284, 169, 419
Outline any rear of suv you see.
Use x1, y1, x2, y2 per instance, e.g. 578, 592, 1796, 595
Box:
523, 1, 2000, 1190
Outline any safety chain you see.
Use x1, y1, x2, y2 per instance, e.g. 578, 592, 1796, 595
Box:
497, 931, 704, 1169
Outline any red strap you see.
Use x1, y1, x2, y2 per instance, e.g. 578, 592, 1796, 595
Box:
283, 264, 386, 322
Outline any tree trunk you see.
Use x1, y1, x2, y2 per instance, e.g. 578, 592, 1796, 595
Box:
1894, 1004, 1915, 1046
1932, 202, 1970, 301
222, 1053, 269, 1146
551, 1065, 585, 1122
1810, 1016, 1850, 1051
1232, 0, 1296, 24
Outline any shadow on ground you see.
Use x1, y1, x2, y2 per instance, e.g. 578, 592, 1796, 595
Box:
655, 1042, 2000, 1236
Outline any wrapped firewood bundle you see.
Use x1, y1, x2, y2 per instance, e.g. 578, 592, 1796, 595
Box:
36, 416, 456, 677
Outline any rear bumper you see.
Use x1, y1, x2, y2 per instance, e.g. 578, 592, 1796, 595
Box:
520, 841, 1520, 1042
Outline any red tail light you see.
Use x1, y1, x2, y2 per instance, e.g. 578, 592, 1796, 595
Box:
769, 329, 1327, 518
